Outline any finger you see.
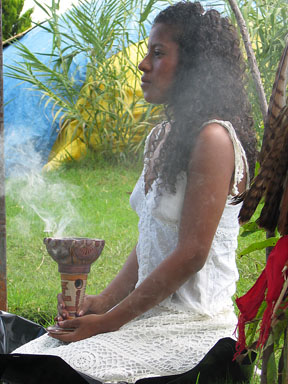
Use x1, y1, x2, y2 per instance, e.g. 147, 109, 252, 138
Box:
57, 293, 65, 307
77, 308, 85, 317
48, 330, 81, 343
57, 297, 68, 315
54, 314, 67, 322
58, 319, 79, 329
77, 295, 91, 316
76, 303, 84, 317
58, 310, 69, 320
55, 311, 68, 321
57, 294, 69, 319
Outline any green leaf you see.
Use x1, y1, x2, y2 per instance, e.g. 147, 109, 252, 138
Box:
246, 301, 267, 348
139, 0, 157, 23
271, 314, 288, 348
254, 161, 260, 177
240, 220, 264, 237
238, 237, 279, 257
33, 0, 54, 17
267, 347, 277, 384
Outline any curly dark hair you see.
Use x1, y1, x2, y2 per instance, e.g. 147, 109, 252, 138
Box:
146, 1, 257, 194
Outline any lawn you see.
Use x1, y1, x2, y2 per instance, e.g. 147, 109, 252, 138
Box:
5, 159, 267, 326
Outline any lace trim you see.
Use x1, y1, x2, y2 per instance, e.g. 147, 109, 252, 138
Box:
143, 122, 167, 188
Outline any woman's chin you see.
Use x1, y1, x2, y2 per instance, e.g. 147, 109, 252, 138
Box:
142, 93, 166, 105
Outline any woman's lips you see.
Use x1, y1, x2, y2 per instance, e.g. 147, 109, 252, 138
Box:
141, 78, 151, 88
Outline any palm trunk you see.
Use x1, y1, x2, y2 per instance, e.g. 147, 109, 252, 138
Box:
227, 0, 268, 121
0, 0, 7, 311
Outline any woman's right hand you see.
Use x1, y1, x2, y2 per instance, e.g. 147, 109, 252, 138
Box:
56, 293, 110, 321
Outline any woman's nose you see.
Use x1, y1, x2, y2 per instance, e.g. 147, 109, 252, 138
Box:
138, 54, 150, 72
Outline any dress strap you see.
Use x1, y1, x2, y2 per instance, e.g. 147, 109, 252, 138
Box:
202, 119, 250, 195
143, 122, 167, 180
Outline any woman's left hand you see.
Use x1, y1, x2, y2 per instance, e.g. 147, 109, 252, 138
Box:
48, 314, 111, 342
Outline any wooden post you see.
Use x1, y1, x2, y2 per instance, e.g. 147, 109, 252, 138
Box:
0, 0, 7, 311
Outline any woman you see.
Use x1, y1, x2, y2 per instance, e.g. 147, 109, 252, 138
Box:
14, 2, 257, 382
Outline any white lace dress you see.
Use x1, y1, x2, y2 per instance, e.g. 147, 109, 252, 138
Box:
14, 120, 249, 384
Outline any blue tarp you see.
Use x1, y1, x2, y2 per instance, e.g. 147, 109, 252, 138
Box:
4, 22, 87, 176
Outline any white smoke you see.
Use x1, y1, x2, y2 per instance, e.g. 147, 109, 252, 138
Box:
5, 142, 82, 238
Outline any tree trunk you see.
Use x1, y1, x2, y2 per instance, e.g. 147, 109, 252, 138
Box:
227, 0, 268, 121
261, 343, 275, 384
0, 0, 7, 311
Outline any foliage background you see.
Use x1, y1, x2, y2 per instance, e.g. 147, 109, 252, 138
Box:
4, 0, 165, 167
226, 0, 288, 142
2, 0, 33, 41
5, 0, 288, 160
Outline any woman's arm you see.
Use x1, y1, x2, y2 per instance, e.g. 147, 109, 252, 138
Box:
51, 122, 236, 341
91, 245, 139, 312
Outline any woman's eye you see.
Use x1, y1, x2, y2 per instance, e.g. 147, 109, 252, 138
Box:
154, 50, 163, 57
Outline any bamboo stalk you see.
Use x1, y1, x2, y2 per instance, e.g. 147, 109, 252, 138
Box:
0, 0, 7, 311
227, 0, 268, 121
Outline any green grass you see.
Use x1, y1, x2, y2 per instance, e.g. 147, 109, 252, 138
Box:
5, 158, 267, 328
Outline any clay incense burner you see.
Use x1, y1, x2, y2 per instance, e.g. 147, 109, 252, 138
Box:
44, 237, 105, 321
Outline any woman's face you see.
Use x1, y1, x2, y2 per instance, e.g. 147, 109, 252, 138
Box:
138, 23, 179, 104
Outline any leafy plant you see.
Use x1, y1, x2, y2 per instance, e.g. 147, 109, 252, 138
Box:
2, 0, 33, 41
225, 0, 288, 141
4, 0, 165, 165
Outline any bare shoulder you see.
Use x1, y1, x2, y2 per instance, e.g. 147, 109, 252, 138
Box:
186, 121, 246, 198
197, 122, 234, 148
191, 122, 234, 160
187, 121, 235, 183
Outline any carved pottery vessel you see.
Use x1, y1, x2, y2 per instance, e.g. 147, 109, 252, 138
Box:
44, 237, 105, 319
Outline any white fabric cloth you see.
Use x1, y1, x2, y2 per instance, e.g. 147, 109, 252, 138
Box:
14, 120, 248, 383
